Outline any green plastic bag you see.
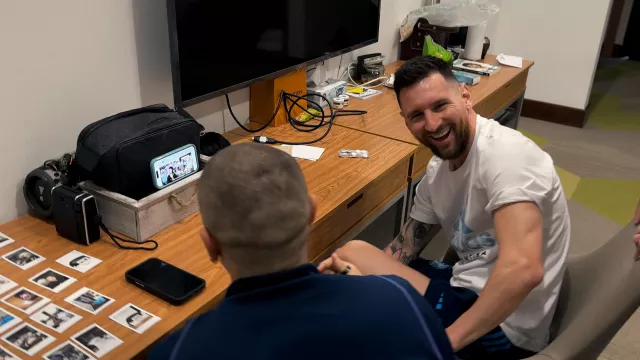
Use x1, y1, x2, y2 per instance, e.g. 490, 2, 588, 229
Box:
422, 35, 453, 64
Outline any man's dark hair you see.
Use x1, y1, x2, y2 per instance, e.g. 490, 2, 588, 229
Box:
393, 56, 457, 99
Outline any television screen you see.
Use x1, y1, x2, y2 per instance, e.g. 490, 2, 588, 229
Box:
168, 0, 381, 107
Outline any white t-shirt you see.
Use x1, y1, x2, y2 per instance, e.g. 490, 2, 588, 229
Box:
410, 115, 570, 352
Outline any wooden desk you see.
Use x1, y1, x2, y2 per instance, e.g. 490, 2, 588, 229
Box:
0, 125, 415, 359
334, 55, 534, 178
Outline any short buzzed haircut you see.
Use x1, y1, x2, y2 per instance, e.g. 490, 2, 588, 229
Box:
394, 56, 457, 100
197, 143, 310, 269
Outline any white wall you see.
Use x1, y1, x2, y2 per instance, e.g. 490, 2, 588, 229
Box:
0, 0, 420, 223
485, 0, 612, 109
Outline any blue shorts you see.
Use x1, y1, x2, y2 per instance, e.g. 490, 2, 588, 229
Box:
409, 258, 537, 360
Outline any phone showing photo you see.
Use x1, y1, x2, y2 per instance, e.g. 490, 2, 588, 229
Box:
150, 144, 199, 189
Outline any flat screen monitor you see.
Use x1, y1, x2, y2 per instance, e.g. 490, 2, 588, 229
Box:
167, 0, 381, 107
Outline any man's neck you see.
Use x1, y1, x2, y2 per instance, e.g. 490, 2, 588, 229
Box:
225, 256, 308, 282
449, 111, 478, 171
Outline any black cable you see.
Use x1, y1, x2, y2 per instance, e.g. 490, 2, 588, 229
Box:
226, 88, 367, 146
97, 219, 158, 251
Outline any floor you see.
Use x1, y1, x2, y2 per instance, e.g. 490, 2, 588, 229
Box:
517, 58, 640, 360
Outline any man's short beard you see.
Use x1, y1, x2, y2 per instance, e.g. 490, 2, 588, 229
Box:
421, 121, 470, 160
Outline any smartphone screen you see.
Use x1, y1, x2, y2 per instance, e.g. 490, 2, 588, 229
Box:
151, 144, 198, 189
126, 258, 205, 303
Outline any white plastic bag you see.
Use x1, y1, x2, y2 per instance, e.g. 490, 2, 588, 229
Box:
400, 0, 500, 42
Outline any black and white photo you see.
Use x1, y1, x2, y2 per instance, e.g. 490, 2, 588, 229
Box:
42, 341, 94, 360
0, 276, 17, 297
29, 269, 76, 293
30, 304, 82, 334
0, 345, 20, 360
0, 233, 15, 250
1, 287, 50, 315
2, 247, 45, 270
72, 325, 122, 358
0, 308, 21, 335
64, 288, 112, 315
3, 323, 55, 356
56, 251, 101, 273
109, 303, 160, 334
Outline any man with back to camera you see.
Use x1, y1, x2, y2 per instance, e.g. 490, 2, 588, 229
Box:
148, 143, 455, 360
325, 56, 571, 359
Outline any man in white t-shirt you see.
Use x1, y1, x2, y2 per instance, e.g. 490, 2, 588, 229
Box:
325, 56, 570, 359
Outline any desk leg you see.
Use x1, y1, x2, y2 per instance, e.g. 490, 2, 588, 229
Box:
513, 91, 526, 129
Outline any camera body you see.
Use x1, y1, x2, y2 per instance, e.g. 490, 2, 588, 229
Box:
51, 185, 100, 245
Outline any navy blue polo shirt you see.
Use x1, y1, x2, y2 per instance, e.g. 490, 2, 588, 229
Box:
148, 264, 454, 360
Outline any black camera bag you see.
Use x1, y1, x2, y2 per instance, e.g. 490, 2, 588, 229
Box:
75, 104, 202, 199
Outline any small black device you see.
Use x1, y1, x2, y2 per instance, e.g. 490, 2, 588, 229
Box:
125, 258, 205, 305
355, 53, 385, 82
24, 153, 76, 218
51, 185, 101, 245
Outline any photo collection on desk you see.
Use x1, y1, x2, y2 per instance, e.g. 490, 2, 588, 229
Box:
0, 231, 161, 359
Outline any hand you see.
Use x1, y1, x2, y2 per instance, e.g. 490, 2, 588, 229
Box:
318, 253, 362, 275
633, 200, 640, 261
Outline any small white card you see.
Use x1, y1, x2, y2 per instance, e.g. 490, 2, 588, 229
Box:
29, 268, 77, 293
72, 324, 123, 358
281, 145, 326, 161
56, 251, 102, 273
65, 287, 113, 315
0, 233, 16, 249
3, 323, 55, 356
1, 287, 50, 315
43, 341, 95, 360
0, 276, 18, 296
497, 53, 523, 68
0, 307, 22, 335
30, 303, 83, 334
109, 303, 161, 334
2, 247, 45, 270
0, 344, 21, 360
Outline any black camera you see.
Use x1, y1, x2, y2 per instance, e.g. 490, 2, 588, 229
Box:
51, 185, 100, 245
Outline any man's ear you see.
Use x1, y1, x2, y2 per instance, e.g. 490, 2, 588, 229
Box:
200, 227, 221, 262
459, 83, 473, 108
308, 194, 318, 225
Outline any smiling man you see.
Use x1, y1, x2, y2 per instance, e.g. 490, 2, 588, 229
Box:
329, 56, 571, 359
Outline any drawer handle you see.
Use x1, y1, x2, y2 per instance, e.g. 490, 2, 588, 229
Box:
347, 193, 364, 209
170, 189, 197, 207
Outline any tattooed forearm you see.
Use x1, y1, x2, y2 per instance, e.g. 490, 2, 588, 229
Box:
384, 218, 441, 264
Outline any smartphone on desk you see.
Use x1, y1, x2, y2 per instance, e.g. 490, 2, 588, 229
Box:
150, 144, 199, 189
126, 258, 205, 305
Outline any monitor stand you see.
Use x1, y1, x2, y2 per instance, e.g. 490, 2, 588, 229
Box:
250, 67, 307, 127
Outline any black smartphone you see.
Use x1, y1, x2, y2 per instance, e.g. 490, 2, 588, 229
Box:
125, 258, 205, 305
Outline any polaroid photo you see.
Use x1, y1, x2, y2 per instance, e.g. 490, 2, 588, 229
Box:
29, 268, 77, 294
42, 341, 95, 360
0, 307, 22, 335
109, 303, 160, 334
72, 324, 122, 359
0, 276, 18, 297
30, 303, 83, 334
56, 251, 101, 274
2, 323, 55, 357
1, 287, 50, 315
2, 247, 45, 270
0, 233, 15, 250
0, 345, 21, 360
64, 288, 113, 315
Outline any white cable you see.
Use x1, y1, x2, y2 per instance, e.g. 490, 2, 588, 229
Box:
342, 62, 388, 89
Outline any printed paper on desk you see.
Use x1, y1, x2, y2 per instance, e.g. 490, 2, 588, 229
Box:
497, 53, 523, 68
281, 145, 325, 161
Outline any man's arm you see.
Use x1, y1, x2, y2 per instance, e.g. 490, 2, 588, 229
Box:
446, 201, 544, 351
384, 218, 441, 264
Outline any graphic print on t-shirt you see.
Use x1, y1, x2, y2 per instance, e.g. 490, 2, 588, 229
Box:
450, 207, 496, 258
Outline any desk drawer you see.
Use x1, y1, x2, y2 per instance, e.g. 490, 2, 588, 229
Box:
307, 158, 410, 259
478, 70, 528, 118
411, 146, 433, 179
